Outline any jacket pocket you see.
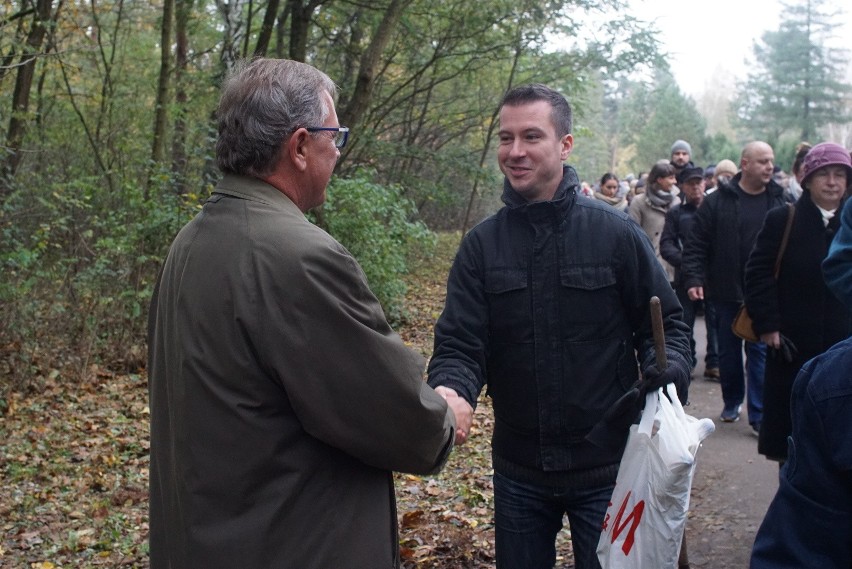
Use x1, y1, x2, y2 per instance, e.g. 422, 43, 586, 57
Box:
559, 264, 619, 332
562, 337, 638, 430
485, 268, 531, 341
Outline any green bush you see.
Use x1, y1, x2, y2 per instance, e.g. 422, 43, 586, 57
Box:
0, 172, 197, 391
0, 167, 432, 396
316, 171, 436, 323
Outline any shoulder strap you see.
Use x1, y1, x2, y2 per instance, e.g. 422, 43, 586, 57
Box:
773, 204, 796, 280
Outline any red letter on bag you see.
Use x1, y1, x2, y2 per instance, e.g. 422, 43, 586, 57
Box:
611, 491, 645, 555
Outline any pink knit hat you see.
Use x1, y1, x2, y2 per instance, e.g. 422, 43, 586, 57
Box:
800, 142, 852, 185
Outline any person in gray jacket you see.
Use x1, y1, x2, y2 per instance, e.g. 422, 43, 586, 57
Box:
147, 58, 472, 569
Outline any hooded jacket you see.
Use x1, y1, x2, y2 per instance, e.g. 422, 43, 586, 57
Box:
427, 166, 691, 485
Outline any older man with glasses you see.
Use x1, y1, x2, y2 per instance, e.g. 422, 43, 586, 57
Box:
148, 58, 471, 569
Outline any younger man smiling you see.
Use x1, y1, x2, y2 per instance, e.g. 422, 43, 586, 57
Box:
428, 84, 691, 569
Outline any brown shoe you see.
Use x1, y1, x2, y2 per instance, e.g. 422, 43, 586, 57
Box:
704, 367, 720, 381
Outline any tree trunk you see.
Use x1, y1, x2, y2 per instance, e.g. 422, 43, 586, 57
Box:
253, 0, 281, 56
150, 0, 175, 167
459, 32, 525, 238
274, 0, 292, 58
171, 0, 192, 194
337, 0, 409, 132
288, 0, 324, 62
1, 0, 53, 195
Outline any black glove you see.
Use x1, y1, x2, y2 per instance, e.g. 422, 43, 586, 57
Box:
641, 363, 688, 403
769, 334, 798, 363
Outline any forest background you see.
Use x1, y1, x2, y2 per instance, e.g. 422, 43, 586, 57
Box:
1, 0, 851, 406
1, 0, 851, 566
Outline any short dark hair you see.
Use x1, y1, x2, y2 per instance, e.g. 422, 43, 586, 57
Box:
648, 160, 676, 187
500, 84, 572, 137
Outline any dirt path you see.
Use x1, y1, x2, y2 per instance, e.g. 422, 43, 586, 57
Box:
681, 316, 778, 568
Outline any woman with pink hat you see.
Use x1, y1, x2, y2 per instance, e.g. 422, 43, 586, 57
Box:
744, 142, 852, 463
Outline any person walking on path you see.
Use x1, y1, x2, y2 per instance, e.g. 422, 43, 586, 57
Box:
661, 165, 713, 375
593, 172, 628, 211
147, 58, 471, 569
427, 83, 691, 569
670, 139, 695, 179
629, 159, 681, 283
744, 142, 852, 462
682, 141, 787, 433
751, 189, 852, 568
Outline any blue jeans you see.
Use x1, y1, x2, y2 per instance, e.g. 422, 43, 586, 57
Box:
715, 301, 766, 425
704, 300, 719, 368
493, 472, 614, 569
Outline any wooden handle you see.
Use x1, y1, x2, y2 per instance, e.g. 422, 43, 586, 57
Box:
650, 296, 667, 370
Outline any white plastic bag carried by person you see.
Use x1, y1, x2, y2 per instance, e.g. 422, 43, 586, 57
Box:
597, 384, 715, 569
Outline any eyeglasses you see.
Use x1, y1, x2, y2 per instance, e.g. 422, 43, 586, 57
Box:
305, 126, 349, 149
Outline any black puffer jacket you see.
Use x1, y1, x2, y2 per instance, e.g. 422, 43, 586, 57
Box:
428, 166, 691, 483
682, 174, 787, 302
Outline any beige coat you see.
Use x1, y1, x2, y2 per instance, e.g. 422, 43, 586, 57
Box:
629, 191, 681, 282
148, 174, 455, 569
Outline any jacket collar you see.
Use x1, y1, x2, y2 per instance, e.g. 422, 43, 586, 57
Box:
501, 165, 581, 216
212, 174, 304, 217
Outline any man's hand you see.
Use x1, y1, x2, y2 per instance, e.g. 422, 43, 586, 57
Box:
687, 286, 704, 301
641, 363, 689, 404
642, 363, 686, 392
434, 386, 473, 445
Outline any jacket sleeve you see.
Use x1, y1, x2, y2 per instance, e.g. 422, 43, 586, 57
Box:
659, 207, 681, 268
744, 207, 787, 335
620, 220, 692, 402
258, 237, 454, 475
681, 196, 714, 291
823, 198, 852, 311
426, 235, 488, 409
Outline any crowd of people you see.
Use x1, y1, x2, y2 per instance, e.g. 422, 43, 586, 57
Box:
586, 141, 852, 443
146, 58, 852, 569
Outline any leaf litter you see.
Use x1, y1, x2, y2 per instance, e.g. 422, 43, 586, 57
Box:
1, 233, 576, 568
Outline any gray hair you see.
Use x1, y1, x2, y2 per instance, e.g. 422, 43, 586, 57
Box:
215, 58, 337, 177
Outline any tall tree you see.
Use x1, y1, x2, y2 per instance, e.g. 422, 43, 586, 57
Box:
1, 0, 57, 194
336, 0, 409, 131
734, 0, 851, 144
150, 0, 175, 167
171, 0, 193, 194
620, 71, 707, 173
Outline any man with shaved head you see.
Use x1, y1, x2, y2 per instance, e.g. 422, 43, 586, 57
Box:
682, 141, 788, 435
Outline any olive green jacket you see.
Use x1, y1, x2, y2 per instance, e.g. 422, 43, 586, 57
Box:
148, 174, 455, 569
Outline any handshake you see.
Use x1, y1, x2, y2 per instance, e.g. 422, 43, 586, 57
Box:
434, 386, 474, 446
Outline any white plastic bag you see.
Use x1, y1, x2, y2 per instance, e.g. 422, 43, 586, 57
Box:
597, 384, 715, 569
